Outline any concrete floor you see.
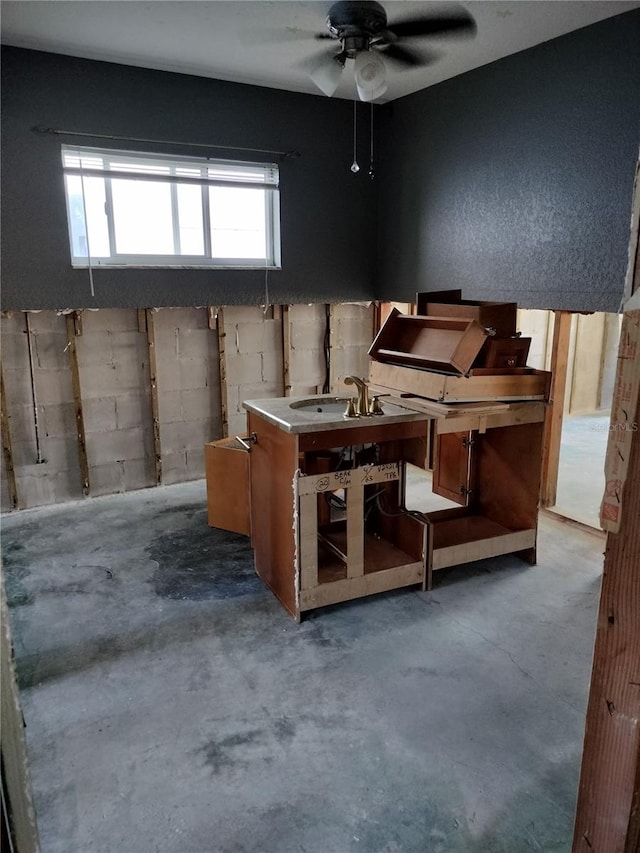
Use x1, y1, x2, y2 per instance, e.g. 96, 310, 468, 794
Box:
2, 480, 604, 853
553, 413, 610, 530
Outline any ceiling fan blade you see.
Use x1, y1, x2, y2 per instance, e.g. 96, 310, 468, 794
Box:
240, 25, 326, 47
389, 10, 476, 40
379, 43, 437, 69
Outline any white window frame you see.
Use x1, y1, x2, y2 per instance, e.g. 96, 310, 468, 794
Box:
61, 146, 281, 269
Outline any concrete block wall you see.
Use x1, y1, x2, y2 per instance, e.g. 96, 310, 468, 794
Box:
76, 309, 156, 497
330, 303, 374, 393
221, 306, 285, 438
1, 303, 375, 512
1, 311, 83, 508
153, 308, 221, 485
287, 304, 327, 397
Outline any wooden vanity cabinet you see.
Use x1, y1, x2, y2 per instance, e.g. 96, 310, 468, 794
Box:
247, 411, 430, 620
424, 411, 544, 590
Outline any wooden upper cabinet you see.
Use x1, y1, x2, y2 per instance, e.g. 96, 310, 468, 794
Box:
433, 430, 475, 506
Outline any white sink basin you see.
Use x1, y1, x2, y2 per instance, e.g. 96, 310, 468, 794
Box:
289, 396, 351, 415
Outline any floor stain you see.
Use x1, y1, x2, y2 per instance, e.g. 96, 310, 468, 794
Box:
198, 729, 264, 775
148, 517, 261, 601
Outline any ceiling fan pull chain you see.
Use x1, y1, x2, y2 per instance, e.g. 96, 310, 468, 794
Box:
351, 101, 360, 173
369, 103, 375, 179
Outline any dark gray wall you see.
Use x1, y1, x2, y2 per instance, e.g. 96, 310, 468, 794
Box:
376, 11, 640, 312
1, 48, 377, 310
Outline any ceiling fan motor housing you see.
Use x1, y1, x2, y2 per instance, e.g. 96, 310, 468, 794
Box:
326, 1, 388, 53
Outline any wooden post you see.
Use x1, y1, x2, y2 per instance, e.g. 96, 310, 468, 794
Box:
572, 385, 640, 851
540, 310, 572, 507
65, 312, 90, 496
0, 364, 19, 509
217, 308, 229, 437
282, 304, 292, 396
144, 309, 162, 486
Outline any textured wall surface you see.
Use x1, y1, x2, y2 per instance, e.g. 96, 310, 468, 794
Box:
1, 48, 376, 310
376, 11, 640, 312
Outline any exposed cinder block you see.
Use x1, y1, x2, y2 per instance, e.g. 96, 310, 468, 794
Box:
34, 331, 72, 370
236, 320, 281, 355
0, 473, 13, 513
80, 361, 147, 398
185, 446, 207, 479
116, 394, 151, 431
155, 307, 209, 331
15, 470, 56, 507
81, 308, 140, 333
40, 402, 77, 439
11, 439, 43, 469
160, 419, 212, 454
332, 317, 374, 349
290, 321, 324, 351
3, 403, 37, 447
289, 304, 326, 325
76, 330, 115, 367
224, 353, 262, 386
37, 436, 80, 471
157, 390, 183, 424
122, 458, 155, 492
224, 306, 266, 326
24, 311, 66, 333
234, 381, 283, 407
86, 427, 150, 467
52, 469, 84, 504
160, 451, 188, 486
89, 461, 125, 496
2, 368, 39, 407
83, 397, 119, 433
227, 413, 247, 438
31, 368, 75, 406
0, 327, 29, 369
0, 312, 26, 336
260, 352, 284, 387
180, 388, 216, 422
174, 328, 214, 361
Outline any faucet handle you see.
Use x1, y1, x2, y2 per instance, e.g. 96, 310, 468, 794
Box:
344, 398, 358, 419
370, 396, 384, 416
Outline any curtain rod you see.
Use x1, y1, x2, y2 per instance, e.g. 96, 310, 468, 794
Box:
31, 125, 300, 159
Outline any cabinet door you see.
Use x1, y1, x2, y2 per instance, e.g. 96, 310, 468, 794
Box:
433, 431, 474, 506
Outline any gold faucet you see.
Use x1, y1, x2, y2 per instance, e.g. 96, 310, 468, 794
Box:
344, 375, 371, 416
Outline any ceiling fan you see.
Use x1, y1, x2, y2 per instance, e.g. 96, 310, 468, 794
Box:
307, 1, 476, 101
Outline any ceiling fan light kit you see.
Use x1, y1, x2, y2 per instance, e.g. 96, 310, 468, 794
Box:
308, 0, 477, 102
354, 51, 387, 101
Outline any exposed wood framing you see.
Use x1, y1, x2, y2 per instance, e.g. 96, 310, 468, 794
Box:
540, 310, 572, 507
282, 304, 292, 396
0, 364, 19, 509
65, 312, 90, 496
216, 308, 229, 437
1, 576, 40, 853
144, 309, 162, 486
328, 303, 336, 393
572, 390, 640, 851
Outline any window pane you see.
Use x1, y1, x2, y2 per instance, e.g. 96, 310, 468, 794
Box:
177, 184, 204, 256
112, 179, 174, 255
209, 187, 267, 259
65, 175, 110, 258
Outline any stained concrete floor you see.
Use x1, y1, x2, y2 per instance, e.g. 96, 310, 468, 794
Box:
2, 479, 604, 853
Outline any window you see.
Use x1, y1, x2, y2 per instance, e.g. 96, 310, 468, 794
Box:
62, 146, 280, 268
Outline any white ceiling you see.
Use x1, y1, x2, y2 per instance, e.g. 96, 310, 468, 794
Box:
1, 0, 638, 102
